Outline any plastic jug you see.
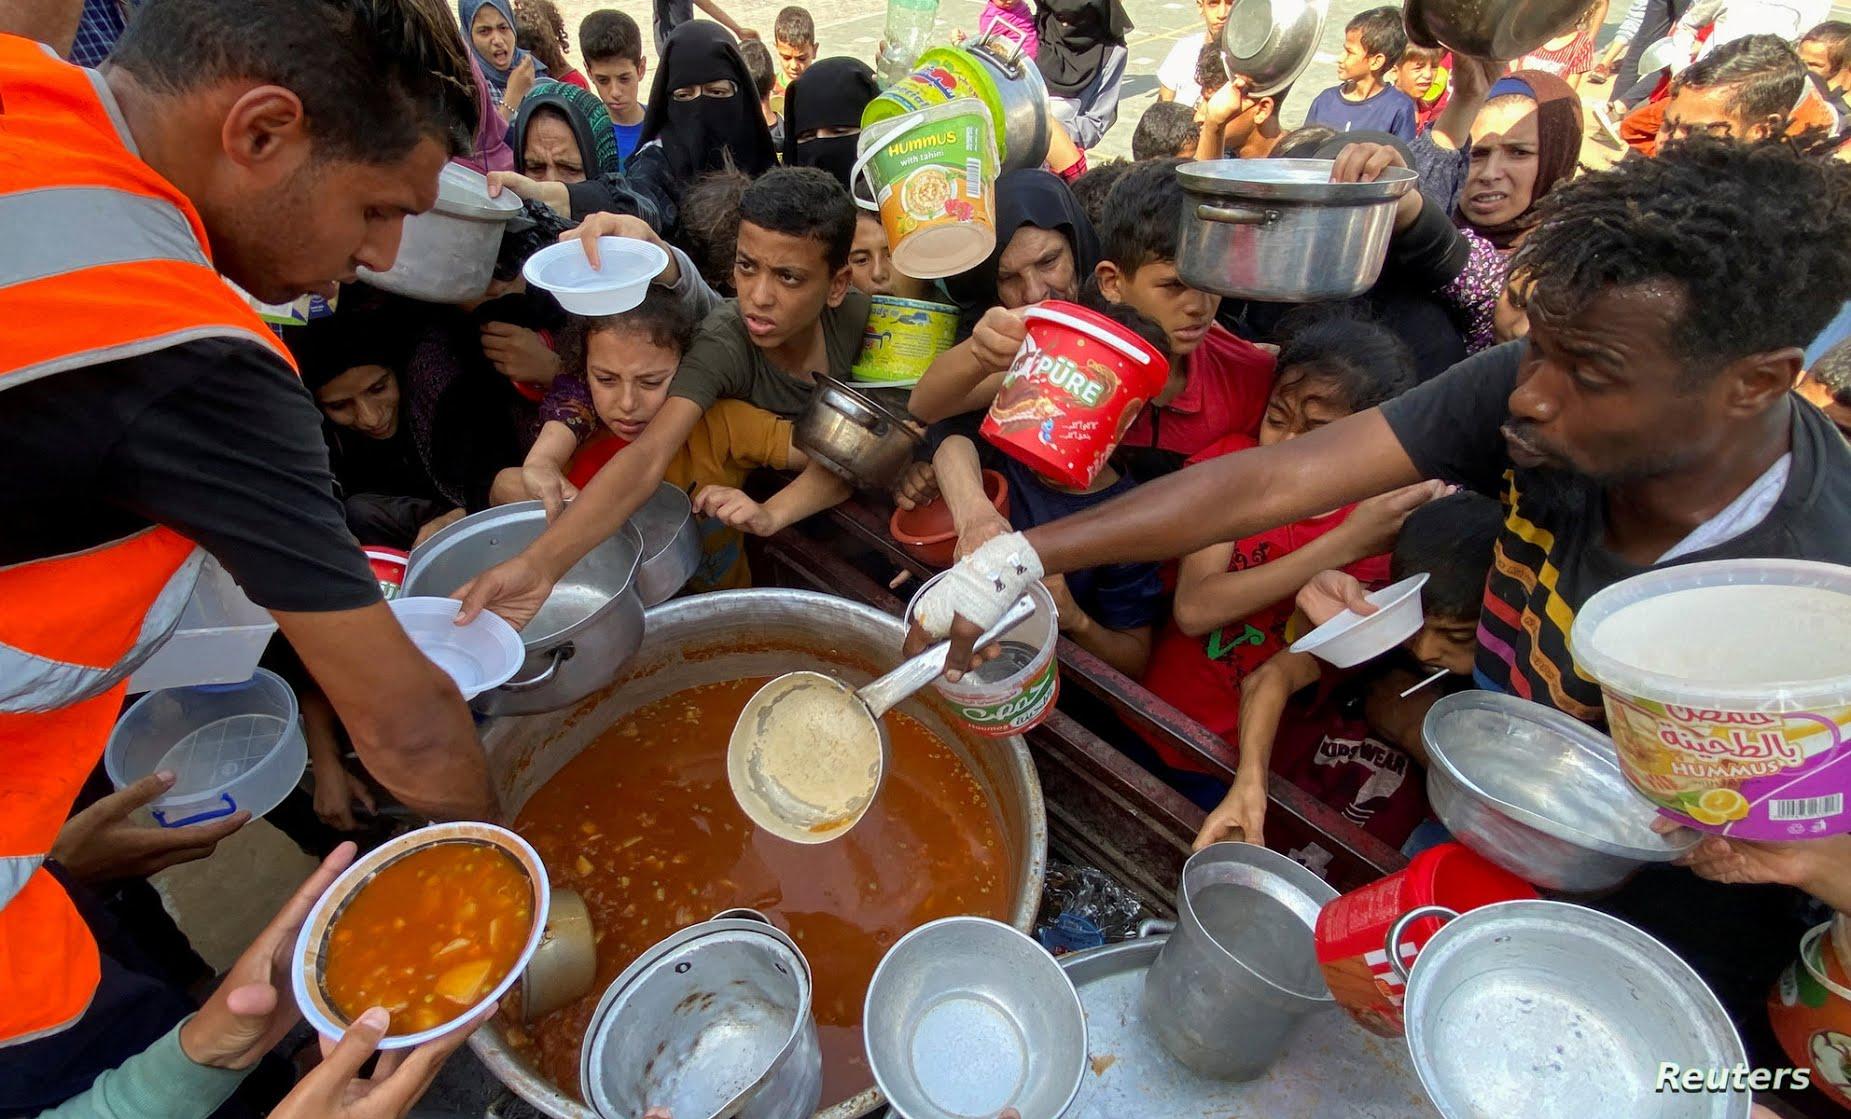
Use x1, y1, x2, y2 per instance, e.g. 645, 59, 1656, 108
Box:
876, 0, 940, 86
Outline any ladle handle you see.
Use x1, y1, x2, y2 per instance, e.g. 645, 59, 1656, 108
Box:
859, 594, 1039, 718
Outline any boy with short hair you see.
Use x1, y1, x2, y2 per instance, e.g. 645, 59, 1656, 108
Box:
771, 5, 817, 110
1132, 100, 1201, 159
740, 37, 784, 147
1157, 0, 1232, 107
1192, 492, 1504, 849
1395, 43, 1449, 134
579, 10, 648, 163
1306, 7, 1418, 141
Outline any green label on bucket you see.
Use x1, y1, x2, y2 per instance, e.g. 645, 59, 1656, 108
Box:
956, 658, 1058, 732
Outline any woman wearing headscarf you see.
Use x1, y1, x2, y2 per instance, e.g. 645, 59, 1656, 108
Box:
1036, 0, 1133, 150
459, 0, 547, 117
782, 57, 879, 187
489, 81, 662, 226
627, 21, 778, 237
912, 170, 1100, 421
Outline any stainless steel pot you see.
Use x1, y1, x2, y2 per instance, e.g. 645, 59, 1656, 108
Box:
795, 376, 922, 492
582, 909, 822, 1119
1141, 843, 1336, 1081
632, 482, 701, 606
356, 163, 523, 303
1394, 900, 1750, 1119
403, 503, 645, 716
1176, 159, 1418, 302
469, 588, 1049, 1119
1405, 0, 1596, 60
1219, 0, 1328, 97
965, 28, 1052, 172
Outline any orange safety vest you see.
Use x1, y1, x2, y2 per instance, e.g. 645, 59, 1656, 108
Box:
0, 35, 298, 1046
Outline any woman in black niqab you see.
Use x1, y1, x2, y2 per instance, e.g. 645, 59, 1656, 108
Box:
638, 22, 776, 187
782, 57, 879, 188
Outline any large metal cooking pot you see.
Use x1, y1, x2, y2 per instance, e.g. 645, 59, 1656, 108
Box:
1175, 159, 1417, 302
403, 503, 645, 716
1219, 0, 1328, 97
1404, 0, 1596, 61
965, 27, 1052, 172
469, 589, 1049, 1119
795, 376, 923, 492
357, 163, 523, 303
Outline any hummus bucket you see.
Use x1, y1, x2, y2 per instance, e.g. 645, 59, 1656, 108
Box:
979, 300, 1170, 489
1570, 559, 1851, 839
851, 99, 998, 280
863, 48, 1011, 161
1769, 918, 1851, 1107
908, 572, 1059, 737
850, 295, 960, 384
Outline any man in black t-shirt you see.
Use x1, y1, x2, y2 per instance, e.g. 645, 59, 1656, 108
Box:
916, 139, 1851, 1061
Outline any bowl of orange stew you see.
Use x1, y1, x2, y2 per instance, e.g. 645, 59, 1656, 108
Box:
292, 822, 550, 1049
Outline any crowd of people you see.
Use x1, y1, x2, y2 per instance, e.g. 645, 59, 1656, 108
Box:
5, 0, 1851, 1112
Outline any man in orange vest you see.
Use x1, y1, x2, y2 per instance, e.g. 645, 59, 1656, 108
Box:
0, 0, 498, 1105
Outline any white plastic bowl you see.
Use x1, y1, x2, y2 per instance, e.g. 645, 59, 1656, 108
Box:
389, 596, 523, 700
1290, 572, 1429, 668
292, 822, 551, 1050
522, 236, 668, 315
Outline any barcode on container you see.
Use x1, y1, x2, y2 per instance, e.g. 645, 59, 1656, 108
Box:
1769, 795, 1845, 821
967, 159, 982, 199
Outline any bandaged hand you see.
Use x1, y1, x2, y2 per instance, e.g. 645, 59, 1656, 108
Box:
913, 532, 1045, 636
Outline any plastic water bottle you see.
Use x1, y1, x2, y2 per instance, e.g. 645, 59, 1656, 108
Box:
877, 0, 940, 86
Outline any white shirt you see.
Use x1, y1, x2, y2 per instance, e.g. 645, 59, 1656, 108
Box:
1159, 34, 1211, 107
1658, 453, 1792, 562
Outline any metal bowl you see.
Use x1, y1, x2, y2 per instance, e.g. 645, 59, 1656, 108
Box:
1422, 691, 1698, 893
1403, 0, 1597, 61
631, 482, 701, 606
1220, 0, 1329, 97
864, 917, 1086, 1119
1402, 900, 1750, 1119
795, 376, 923, 492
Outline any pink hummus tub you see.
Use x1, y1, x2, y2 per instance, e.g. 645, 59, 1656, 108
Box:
1570, 559, 1851, 840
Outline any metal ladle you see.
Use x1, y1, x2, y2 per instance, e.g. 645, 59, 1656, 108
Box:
726, 595, 1038, 844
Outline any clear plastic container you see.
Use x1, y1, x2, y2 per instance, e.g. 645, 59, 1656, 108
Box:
128, 557, 277, 694
105, 668, 307, 828
876, 0, 941, 85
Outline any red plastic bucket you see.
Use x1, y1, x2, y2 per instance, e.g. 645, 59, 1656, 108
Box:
979, 300, 1169, 489
364, 547, 409, 601
1313, 842, 1535, 1037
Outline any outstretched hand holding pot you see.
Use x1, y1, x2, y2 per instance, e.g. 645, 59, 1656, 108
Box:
1328, 142, 1422, 233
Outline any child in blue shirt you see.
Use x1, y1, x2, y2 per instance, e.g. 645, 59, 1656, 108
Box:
1305, 7, 1419, 141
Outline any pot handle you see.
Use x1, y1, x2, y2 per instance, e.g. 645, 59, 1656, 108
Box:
499, 645, 573, 692
709, 907, 773, 924
1137, 918, 1175, 938
1385, 904, 1458, 984
1195, 203, 1280, 227
977, 21, 1030, 70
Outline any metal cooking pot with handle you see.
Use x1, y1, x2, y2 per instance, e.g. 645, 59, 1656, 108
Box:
1219, 0, 1328, 97
1404, 0, 1596, 61
403, 503, 645, 716
1175, 159, 1417, 303
357, 163, 524, 303
795, 376, 923, 492
964, 26, 1052, 172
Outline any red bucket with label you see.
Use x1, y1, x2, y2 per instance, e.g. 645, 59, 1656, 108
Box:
1313, 842, 1536, 1037
364, 547, 409, 601
979, 300, 1169, 489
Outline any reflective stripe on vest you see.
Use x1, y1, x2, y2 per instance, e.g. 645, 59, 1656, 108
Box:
0, 856, 35, 910
0, 546, 201, 713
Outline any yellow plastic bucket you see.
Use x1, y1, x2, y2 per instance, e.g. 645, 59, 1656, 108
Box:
850, 99, 998, 281
850, 296, 960, 384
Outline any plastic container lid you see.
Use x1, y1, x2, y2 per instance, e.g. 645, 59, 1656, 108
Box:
522, 236, 669, 316
1022, 301, 1169, 378
104, 667, 307, 828
389, 596, 524, 700
1570, 558, 1851, 711
1289, 573, 1428, 669
433, 162, 523, 221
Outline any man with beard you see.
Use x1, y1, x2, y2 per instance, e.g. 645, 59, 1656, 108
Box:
912, 137, 1851, 1062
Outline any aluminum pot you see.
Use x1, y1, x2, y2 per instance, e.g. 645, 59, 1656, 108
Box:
469, 589, 1049, 1119
965, 27, 1051, 172
1405, 0, 1596, 60
795, 376, 923, 491
581, 910, 822, 1119
1141, 842, 1337, 1081
632, 482, 701, 606
1176, 159, 1417, 302
1395, 900, 1751, 1119
1219, 0, 1328, 97
357, 163, 523, 303
403, 503, 645, 716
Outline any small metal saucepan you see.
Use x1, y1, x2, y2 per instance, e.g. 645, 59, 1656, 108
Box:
630, 482, 701, 606
1219, 0, 1328, 97
794, 376, 923, 492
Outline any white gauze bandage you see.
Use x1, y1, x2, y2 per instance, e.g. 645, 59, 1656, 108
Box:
913, 532, 1046, 636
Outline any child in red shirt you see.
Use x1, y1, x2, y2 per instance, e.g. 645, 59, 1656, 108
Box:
1141, 314, 1432, 773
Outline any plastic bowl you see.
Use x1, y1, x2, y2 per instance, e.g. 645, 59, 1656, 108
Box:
888, 469, 1010, 568
1290, 572, 1429, 668
104, 667, 307, 828
522, 236, 668, 316
292, 822, 551, 1049
389, 597, 524, 700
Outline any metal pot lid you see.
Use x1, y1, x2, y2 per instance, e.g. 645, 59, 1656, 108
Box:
1177, 158, 1417, 204
1421, 691, 1696, 862
433, 162, 524, 221
1220, 0, 1329, 97
580, 917, 812, 1119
